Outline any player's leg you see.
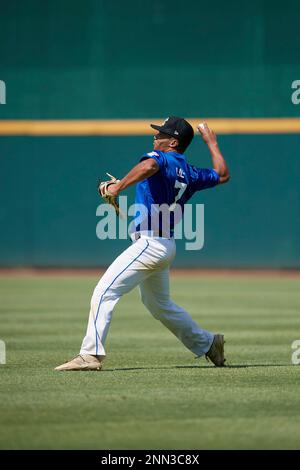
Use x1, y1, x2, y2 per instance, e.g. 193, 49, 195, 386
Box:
139, 268, 214, 358
78, 237, 176, 359
79, 239, 156, 358
55, 239, 156, 370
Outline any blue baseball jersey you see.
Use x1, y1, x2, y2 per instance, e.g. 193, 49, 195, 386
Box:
134, 150, 220, 236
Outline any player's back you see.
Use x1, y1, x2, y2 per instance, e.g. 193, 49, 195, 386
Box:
136, 150, 219, 212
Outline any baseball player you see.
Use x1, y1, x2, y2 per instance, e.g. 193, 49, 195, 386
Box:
55, 117, 230, 371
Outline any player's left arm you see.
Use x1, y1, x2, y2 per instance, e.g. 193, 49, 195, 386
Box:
105, 159, 159, 197
197, 122, 230, 185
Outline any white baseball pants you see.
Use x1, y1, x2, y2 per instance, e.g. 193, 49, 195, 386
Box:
80, 235, 214, 358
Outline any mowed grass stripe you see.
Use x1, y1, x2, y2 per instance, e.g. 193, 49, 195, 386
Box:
0, 275, 300, 449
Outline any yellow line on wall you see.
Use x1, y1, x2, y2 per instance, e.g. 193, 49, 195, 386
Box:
0, 118, 300, 135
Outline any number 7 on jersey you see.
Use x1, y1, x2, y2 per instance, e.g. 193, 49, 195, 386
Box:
169, 180, 187, 211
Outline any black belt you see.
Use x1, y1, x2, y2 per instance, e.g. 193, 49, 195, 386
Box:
133, 232, 173, 240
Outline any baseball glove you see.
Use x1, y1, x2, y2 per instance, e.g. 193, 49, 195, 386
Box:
98, 173, 122, 216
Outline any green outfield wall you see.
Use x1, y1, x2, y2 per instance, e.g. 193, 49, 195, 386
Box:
0, 0, 300, 119
0, 134, 299, 268
0, 0, 299, 267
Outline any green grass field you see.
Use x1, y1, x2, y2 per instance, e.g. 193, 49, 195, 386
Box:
0, 274, 300, 450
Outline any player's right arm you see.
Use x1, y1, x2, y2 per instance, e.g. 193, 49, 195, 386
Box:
197, 122, 230, 184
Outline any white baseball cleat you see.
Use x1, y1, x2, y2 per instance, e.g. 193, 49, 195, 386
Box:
205, 334, 226, 367
55, 354, 103, 371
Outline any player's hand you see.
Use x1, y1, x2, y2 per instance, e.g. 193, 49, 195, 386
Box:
197, 122, 218, 145
105, 182, 120, 197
